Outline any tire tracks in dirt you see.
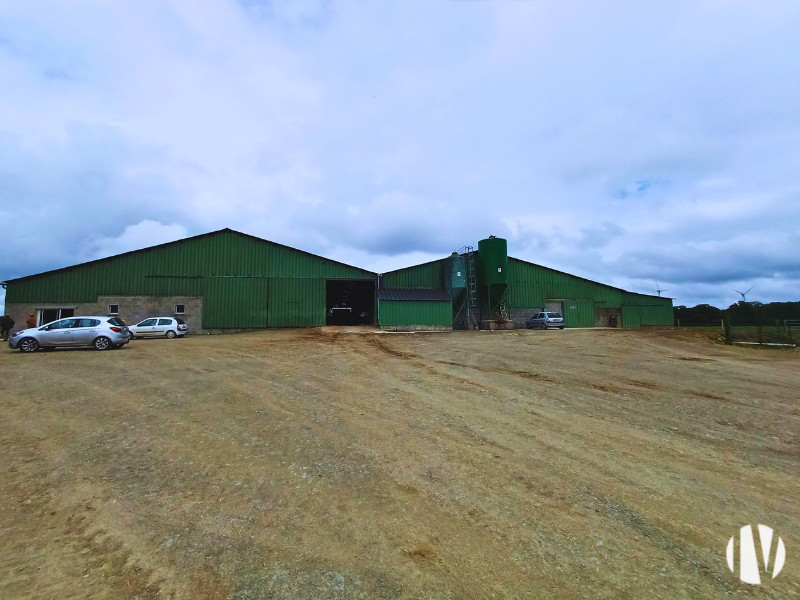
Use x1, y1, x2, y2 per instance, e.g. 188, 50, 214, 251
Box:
0, 428, 162, 600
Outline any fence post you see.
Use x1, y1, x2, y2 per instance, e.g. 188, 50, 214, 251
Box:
723, 313, 732, 344
757, 322, 763, 345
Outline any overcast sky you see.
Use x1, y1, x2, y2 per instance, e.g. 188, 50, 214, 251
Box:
2, 0, 799, 310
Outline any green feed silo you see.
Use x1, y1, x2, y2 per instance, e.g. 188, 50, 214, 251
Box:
477, 236, 509, 320
444, 252, 467, 296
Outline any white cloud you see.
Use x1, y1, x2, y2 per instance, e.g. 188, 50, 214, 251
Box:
88, 220, 189, 259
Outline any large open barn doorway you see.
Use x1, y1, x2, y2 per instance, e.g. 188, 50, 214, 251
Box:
326, 280, 375, 325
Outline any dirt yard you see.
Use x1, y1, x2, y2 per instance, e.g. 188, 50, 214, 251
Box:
0, 328, 797, 599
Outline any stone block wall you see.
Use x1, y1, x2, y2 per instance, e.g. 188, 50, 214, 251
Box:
5, 303, 77, 333
379, 324, 452, 332
4, 296, 203, 335
508, 308, 542, 329
454, 307, 545, 330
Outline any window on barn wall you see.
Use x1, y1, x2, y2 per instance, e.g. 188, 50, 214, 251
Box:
38, 308, 75, 326
174, 304, 185, 314
108, 304, 119, 315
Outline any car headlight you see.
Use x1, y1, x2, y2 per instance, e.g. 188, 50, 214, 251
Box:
11, 331, 23, 337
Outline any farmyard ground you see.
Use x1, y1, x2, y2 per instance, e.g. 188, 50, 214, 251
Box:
1, 328, 797, 599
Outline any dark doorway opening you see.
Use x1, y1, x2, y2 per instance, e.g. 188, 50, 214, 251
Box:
326, 280, 375, 325
39, 308, 74, 326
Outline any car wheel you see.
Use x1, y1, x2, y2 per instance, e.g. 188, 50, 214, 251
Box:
19, 338, 39, 352
526, 322, 532, 329
130, 334, 137, 340
560, 326, 565, 330
93, 336, 111, 351
540, 323, 547, 330
166, 330, 176, 339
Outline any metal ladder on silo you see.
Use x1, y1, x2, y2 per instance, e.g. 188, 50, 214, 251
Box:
464, 247, 478, 329
497, 303, 509, 322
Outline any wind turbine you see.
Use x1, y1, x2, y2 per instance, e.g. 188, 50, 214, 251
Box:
655, 282, 667, 297
733, 286, 753, 302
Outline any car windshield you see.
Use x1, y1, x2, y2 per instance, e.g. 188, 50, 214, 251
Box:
550, 313, 563, 318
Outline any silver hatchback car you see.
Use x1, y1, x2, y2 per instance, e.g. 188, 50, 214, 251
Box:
526, 311, 566, 329
129, 317, 188, 339
8, 316, 131, 352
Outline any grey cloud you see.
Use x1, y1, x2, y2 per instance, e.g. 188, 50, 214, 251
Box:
618, 246, 800, 285
285, 191, 509, 257
2, 1, 800, 310
0, 126, 195, 281
577, 223, 625, 250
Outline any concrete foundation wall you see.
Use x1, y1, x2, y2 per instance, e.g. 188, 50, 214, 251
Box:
479, 320, 515, 330
508, 308, 542, 329
379, 324, 452, 332
455, 306, 536, 330
5, 295, 203, 335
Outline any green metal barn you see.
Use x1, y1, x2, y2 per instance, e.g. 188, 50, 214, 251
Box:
378, 236, 673, 330
2, 229, 672, 332
2, 229, 377, 332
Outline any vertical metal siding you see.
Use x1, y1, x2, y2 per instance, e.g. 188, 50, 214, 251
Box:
6, 233, 675, 330
508, 257, 673, 328
621, 306, 642, 329
638, 304, 673, 326
561, 299, 594, 328
5, 231, 374, 322
508, 258, 625, 309
380, 260, 446, 288
202, 278, 270, 329
268, 279, 325, 328
378, 300, 452, 326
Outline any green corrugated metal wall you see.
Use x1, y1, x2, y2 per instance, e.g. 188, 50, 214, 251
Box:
622, 304, 673, 328
268, 279, 326, 327
509, 258, 624, 308
559, 299, 594, 328
203, 278, 270, 328
5, 230, 374, 329
622, 305, 641, 329
380, 260, 445, 288
7, 231, 673, 330
639, 305, 672, 327
507, 258, 672, 328
378, 300, 452, 326
379, 255, 673, 328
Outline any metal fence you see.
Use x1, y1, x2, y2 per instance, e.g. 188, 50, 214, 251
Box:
725, 316, 797, 346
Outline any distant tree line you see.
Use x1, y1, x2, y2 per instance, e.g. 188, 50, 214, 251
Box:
673, 301, 800, 325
